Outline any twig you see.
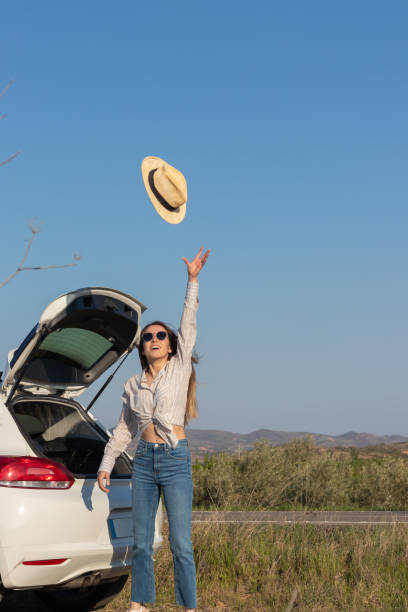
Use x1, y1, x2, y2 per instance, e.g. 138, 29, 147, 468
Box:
285, 587, 299, 612
0, 150, 21, 168
0, 226, 80, 289
19, 263, 78, 271
0, 80, 13, 98
1, 81, 20, 167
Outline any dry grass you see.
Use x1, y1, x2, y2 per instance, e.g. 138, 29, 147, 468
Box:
103, 439, 408, 610
103, 521, 408, 611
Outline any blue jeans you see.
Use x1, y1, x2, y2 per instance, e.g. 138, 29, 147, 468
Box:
131, 439, 196, 609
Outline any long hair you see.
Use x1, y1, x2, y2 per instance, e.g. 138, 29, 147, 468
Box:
138, 320, 198, 424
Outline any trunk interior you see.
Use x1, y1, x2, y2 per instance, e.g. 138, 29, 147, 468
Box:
9, 397, 131, 477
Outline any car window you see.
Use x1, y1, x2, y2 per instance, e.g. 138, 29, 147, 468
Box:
38, 328, 114, 369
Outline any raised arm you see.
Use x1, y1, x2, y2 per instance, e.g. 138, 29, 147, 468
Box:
176, 247, 210, 364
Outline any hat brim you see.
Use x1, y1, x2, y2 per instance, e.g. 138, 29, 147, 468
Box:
141, 156, 187, 225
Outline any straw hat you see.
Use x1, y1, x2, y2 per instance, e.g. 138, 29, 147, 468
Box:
141, 156, 187, 224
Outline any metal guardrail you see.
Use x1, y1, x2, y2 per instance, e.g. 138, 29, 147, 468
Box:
191, 510, 408, 524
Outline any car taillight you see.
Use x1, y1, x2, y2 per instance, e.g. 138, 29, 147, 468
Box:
23, 559, 67, 565
0, 457, 75, 489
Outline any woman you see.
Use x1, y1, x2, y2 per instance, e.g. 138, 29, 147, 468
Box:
97, 246, 210, 612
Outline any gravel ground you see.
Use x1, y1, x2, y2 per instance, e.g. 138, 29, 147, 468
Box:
0, 590, 180, 611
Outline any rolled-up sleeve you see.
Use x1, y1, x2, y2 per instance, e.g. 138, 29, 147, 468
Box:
98, 388, 138, 474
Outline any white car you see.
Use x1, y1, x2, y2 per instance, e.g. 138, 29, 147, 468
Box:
0, 287, 163, 611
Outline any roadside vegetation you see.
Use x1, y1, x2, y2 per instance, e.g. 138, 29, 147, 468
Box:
192, 437, 408, 511
104, 438, 408, 611
105, 522, 408, 611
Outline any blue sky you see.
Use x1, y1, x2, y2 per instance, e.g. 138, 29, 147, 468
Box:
1, 1, 407, 436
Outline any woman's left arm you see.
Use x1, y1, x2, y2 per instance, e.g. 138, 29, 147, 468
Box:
176, 247, 210, 364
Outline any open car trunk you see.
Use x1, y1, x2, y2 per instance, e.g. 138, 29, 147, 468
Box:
1, 286, 146, 477
2, 286, 146, 400
9, 396, 131, 477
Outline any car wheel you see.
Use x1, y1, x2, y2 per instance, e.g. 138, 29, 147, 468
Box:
0, 577, 7, 605
35, 574, 128, 611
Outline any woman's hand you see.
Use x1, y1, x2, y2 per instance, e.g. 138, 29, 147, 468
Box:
183, 246, 210, 281
97, 471, 110, 493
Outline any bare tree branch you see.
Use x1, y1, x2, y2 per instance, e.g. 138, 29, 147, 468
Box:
18, 263, 78, 272
0, 80, 13, 98
0, 150, 22, 168
0, 226, 80, 289
1, 80, 20, 167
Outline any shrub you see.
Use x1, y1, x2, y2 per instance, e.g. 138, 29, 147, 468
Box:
192, 438, 408, 511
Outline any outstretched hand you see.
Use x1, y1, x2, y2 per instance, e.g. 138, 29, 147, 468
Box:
183, 246, 210, 281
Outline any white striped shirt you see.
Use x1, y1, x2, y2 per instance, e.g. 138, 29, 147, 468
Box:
98, 280, 199, 474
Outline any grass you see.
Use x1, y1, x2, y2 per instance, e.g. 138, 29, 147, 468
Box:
104, 521, 408, 611
103, 438, 408, 610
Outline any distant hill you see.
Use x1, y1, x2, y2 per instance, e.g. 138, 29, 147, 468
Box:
186, 428, 408, 455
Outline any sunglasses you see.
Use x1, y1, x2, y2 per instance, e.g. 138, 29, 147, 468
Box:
142, 331, 168, 343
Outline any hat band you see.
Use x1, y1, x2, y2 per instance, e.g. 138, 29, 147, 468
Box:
148, 169, 182, 214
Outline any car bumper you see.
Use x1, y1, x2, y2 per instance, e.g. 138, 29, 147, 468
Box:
1, 542, 132, 589
0, 479, 163, 589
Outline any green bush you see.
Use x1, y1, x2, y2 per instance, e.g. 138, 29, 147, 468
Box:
192, 438, 408, 510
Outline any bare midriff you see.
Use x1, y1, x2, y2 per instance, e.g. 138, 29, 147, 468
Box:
141, 423, 186, 444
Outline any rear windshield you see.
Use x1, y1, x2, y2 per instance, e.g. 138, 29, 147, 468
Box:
11, 399, 131, 478
38, 328, 114, 369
